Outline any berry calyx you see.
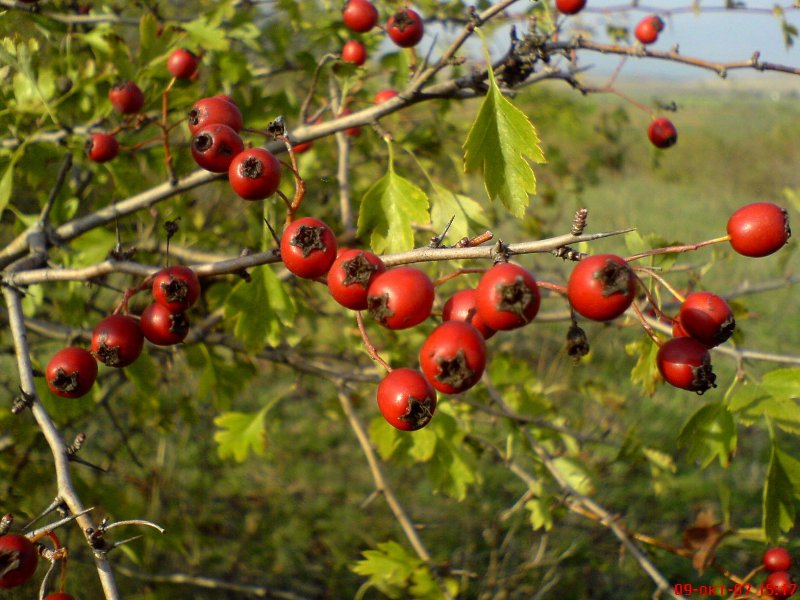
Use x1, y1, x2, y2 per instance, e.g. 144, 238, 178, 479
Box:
555, 0, 587, 15
386, 8, 424, 48
763, 547, 793, 573
91, 314, 144, 368
367, 267, 434, 330
442, 289, 496, 339
341, 40, 367, 66
727, 202, 791, 258
152, 265, 201, 312
475, 262, 541, 331
567, 254, 637, 322
0, 533, 39, 589
46, 347, 98, 399
376, 368, 437, 431
187, 96, 244, 135
228, 148, 282, 200
191, 123, 244, 173
342, 0, 379, 33
656, 337, 717, 394
109, 81, 145, 114
678, 291, 735, 348
140, 304, 190, 346
420, 321, 487, 394
86, 132, 120, 163
648, 117, 678, 149
280, 217, 338, 279
326, 248, 386, 310
167, 48, 200, 80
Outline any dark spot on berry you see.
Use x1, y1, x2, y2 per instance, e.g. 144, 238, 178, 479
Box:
342, 253, 379, 288
289, 225, 328, 257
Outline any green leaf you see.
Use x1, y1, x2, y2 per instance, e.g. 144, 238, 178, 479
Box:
677, 403, 737, 468
0, 159, 15, 215
552, 456, 595, 496
763, 444, 800, 542
626, 335, 661, 396
427, 411, 479, 500
352, 540, 421, 598
462, 37, 545, 219
429, 183, 489, 245
525, 496, 554, 531
728, 371, 800, 434
357, 159, 430, 254
213, 407, 269, 462
183, 15, 231, 51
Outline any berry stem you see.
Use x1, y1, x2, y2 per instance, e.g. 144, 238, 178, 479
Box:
625, 235, 731, 262
355, 311, 392, 373
432, 267, 487, 288
631, 265, 686, 304
536, 280, 567, 295
630, 301, 663, 346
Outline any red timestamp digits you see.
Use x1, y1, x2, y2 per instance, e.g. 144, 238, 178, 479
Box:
673, 582, 799, 596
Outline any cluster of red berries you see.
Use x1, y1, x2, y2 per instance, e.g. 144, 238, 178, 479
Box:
0, 531, 76, 597
45, 265, 200, 399
339, 0, 425, 69
763, 547, 796, 599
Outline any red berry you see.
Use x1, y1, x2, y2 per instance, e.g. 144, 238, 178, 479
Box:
386, 8, 424, 48
167, 48, 200, 80
46, 347, 98, 399
567, 254, 637, 322
187, 96, 243, 135
442, 289, 496, 339
190, 123, 244, 173
555, 0, 587, 15
377, 368, 437, 431
326, 248, 386, 310
656, 337, 716, 394
0, 533, 38, 589
343, 0, 379, 33
374, 89, 398, 104
228, 148, 282, 200
44, 594, 76, 600
672, 314, 689, 338
678, 291, 735, 348
342, 40, 367, 66
292, 140, 313, 154
648, 117, 677, 149
475, 263, 541, 331
367, 267, 434, 330
420, 321, 487, 395
635, 16, 663, 44
280, 217, 338, 279
152, 265, 201, 312
763, 547, 793, 573
140, 303, 189, 346
91, 314, 144, 368
109, 81, 144, 114
727, 202, 791, 258
766, 571, 795, 600
85, 133, 120, 163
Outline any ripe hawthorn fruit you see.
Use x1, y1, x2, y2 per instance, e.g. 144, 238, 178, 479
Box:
727, 202, 791, 258
228, 148, 282, 200
152, 265, 201, 312
46, 347, 98, 399
635, 16, 664, 44
190, 123, 244, 173
85, 132, 120, 163
44, 594, 76, 600
567, 254, 637, 322
342, 0, 378, 33
763, 547, 793, 573
648, 117, 678, 149
91, 314, 144, 368
656, 337, 717, 394
187, 96, 243, 135
341, 40, 367, 66
109, 81, 144, 114
280, 217, 338, 279
475, 262, 540, 331
0, 533, 39, 589
671, 315, 689, 338
367, 267, 434, 330
386, 8, 424, 48
292, 140, 313, 154
555, 0, 587, 15
442, 288, 496, 339
678, 291, 735, 348
376, 368, 437, 431
765, 571, 795, 600
140, 303, 190, 346
326, 248, 386, 310
374, 89, 398, 104
167, 48, 200, 80
420, 321, 487, 394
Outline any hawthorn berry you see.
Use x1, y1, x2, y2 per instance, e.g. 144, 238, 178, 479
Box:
140, 303, 190, 346
763, 547, 793, 573
86, 132, 120, 163
109, 81, 144, 114
727, 202, 791, 258
555, 0, 587, 15
766, 571, 795, 600
152, 265, 201, 312
341, 40, 367, 66
343, 0, 379, 33
374, 89, 398, 104
420, 321, 487, 395
475, 262, 541, 331
187, 96, 243, 135
326, 248, 386, 310
228, 148, 282, 200
280, 217, 338, 279
0, 533, 38, 589
648, 117, 677, 149
91, 314, 144, 368
635, 16, 664, 45
567, 254, 637, 322
167, 48, 200, 80
672, 315, 689, 338
678, 291, 735, 348
386, 8, 424, 48
292, 140, 313, 154
190, 123, 244, 173
46, 347, 98, 399
43, 594, 76, 600
656, 337, 716, 394
442, 289, 496, 339
367, 267, 434, 330
376, 368, 437, 431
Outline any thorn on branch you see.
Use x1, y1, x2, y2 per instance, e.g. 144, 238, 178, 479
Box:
490, 240, 510, 264
430, 215, 455, 248
11, 387, 34, 414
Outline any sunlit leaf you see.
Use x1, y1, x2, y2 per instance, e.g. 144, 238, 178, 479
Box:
213, 407, 269, 462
